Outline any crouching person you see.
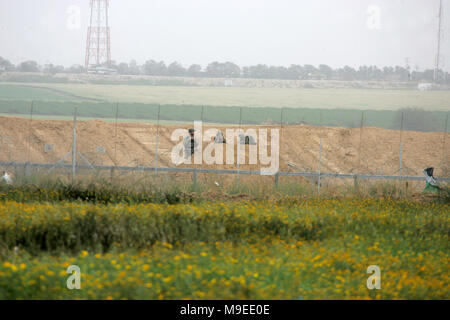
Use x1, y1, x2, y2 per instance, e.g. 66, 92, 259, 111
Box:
214, 130, 226, 144
423, 167, 443, 193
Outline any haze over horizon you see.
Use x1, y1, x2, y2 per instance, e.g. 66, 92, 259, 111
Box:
0, 0, 448, 71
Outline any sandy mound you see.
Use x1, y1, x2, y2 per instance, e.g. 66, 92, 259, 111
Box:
0, 116, 448, 177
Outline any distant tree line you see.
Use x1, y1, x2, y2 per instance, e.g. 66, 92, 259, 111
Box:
1, 56, 449, 83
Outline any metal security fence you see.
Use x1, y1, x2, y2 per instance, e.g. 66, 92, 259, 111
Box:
1, 162, 449, 193
0, 102, 449, 193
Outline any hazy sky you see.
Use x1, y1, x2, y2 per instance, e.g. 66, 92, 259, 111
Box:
0, 0, 448, 70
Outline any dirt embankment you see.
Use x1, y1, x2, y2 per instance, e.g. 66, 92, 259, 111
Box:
0, 116, 447, 177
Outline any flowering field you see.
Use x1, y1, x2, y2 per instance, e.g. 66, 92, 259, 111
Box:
0, 199, 448, 299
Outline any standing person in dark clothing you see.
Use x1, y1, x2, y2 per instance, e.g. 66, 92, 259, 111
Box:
183, 128, 198, 159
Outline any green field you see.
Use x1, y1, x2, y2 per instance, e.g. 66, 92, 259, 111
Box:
0, 84, 77, 102
0, 99, 448, 131
2, 82, 450, 111
0, 83, 448, 130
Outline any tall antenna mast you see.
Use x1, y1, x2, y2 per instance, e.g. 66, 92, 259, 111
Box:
85, 0, 111, 71
434, 0, 443, 83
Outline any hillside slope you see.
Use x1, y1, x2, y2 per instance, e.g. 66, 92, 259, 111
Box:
0, 116, 447, 177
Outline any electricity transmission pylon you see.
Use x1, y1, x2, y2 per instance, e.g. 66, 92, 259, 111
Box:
434, 0, 443, 82
85, 0, 111, 70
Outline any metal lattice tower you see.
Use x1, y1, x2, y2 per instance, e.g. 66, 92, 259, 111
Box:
85, 0, 111, 70
434, 0, 443, 82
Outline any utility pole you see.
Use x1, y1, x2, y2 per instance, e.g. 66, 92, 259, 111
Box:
434, 0, 443, 83
154, 105, 161, 174
399, 111, 404, 177
72, 107, 78, 184
405, 57, 411, 81
236, 107, 242, 185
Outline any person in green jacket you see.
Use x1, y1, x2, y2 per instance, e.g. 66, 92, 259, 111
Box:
423, 167, 443, 193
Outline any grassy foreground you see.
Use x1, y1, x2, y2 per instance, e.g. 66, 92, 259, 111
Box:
0, 199, 448, 299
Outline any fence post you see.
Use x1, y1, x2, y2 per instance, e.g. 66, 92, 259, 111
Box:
236, 107, 242, 185
25, 162, 31, 178
318, 138, 322, 196
358, 111, 364, 172
154, 104, 161, 175
317, 112, 323, 196
399, 111, 404, 177
442, 114, 448, 176
275, 172, 279, 187
111, 103, 119, 184
280, 107, 284, 155
399, 111, 405, 196
114, 103, 119, 162
72, 107, 78, 184
193, 169, 197, 185
354, 174, 358, 193
27, 100, 34, 168
110, 167, 115, 184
